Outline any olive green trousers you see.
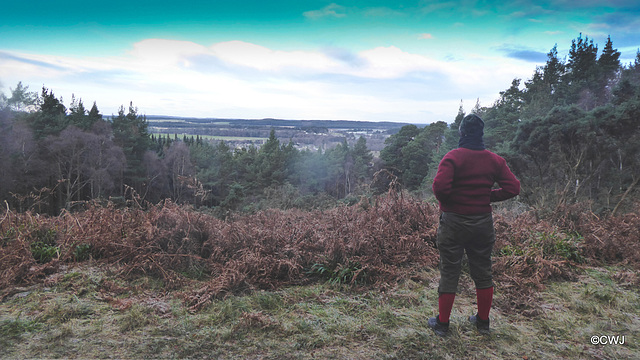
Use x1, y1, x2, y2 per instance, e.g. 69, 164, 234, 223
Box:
436, 211, 495, 294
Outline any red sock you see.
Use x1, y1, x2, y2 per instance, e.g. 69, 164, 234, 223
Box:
476, 286, 494, 321
438, 293, 456, 323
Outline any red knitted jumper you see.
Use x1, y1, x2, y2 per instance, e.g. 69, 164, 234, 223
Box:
432, 148, 520, 214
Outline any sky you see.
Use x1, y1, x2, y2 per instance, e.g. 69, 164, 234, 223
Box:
1, 1, 640, 124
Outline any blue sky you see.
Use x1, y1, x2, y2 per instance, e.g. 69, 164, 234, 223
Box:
1, 1, 639, 123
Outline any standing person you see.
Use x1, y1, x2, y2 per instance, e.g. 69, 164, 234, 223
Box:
429, 114, 520, 336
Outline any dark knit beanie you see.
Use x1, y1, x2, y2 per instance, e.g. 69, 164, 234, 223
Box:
459, 114, 484, 137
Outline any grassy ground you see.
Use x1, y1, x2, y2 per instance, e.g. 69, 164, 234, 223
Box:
1, 265, 638, 359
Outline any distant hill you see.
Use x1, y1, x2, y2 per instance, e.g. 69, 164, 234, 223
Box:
145, 116, 414, 132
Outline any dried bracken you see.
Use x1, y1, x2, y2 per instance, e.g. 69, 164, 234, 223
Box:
2, 196, 639, 314
187, 193, 440, 310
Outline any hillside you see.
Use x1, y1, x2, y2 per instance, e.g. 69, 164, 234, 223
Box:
1, 194, 638, 359
145, 115, 414, 131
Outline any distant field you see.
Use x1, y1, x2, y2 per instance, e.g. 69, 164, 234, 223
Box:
153, 133, 268, 142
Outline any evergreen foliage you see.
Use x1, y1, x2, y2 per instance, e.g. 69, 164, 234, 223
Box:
111, 102, 153, 195
477, 34, 639, 214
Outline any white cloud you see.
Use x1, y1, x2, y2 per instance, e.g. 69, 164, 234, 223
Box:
362, 7, 404, 17
577, 22, 612, 38
0, 38, 533, 123
357, 46, 442, 78
209, 41, 339, 73
130, 39, 208, 68
303, 3, 347, 19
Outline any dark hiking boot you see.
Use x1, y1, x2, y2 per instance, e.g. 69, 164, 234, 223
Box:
469, 314, 490, 334
428, 315, 449, 337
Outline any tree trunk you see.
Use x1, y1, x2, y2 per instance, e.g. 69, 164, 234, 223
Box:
612, 175, 639, 216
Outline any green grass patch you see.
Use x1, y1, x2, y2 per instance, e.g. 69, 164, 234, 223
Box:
0, 265, 637, 359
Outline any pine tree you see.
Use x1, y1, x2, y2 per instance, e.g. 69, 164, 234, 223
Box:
400, 130, 431, 190
30, 87, 68, 139
598, 36, 621, 79
483, 79, 524, 150
565, 34, 599, 108
444, 101, 465, 151
566, 33, 599, 83
380, 124, 420, 178
595, 35, 622, 105
111, 102, 152, 194
522, 45, 566, 117
6, 82, 38, 112
544, 45, 565, 94
325, 138, 351, 197
68, 95, 92, 130
352, 136, 373, 187
88, 102, 102, 124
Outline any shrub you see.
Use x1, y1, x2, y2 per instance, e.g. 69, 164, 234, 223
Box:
540, 231, 585, 264
308, 260, 368, 285
73, 243, 93, 262
30, 228, 59, 264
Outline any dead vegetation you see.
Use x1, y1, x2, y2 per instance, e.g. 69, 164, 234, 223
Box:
1, 194, 639, 315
